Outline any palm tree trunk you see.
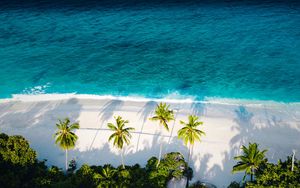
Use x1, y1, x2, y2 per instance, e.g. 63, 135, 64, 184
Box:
187, 144, 191, 165
186, 178, 189, 188
157, 141, 163, 167
186, 144, 192, 188
250, 167, 254, 182
136, 121, 145, 152
292, 150, 296, 171
65, 149, 68, 172
168, 109, 178, 144
121, 148, 125, 169
156, 125, 164, 168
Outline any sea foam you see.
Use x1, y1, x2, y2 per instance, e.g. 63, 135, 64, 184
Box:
1, 93, 298, 108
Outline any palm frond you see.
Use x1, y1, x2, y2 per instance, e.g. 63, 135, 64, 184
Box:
177, 115, 205, 146
232, 142, 268, 181
54, 118, 80, 150
150, 102, 174, 131
107, 116, 134, 150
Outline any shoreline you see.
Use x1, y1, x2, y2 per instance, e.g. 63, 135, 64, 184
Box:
1, 93, 299, 106
0, 94, 299, 186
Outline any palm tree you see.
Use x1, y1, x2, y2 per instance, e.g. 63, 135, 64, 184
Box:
178, 115, 205, 164
149, 102, 174, 167
54, 118, 80, 171
232, 142, 268, 182
108, 116, 135, 169
178, 115, 205, 188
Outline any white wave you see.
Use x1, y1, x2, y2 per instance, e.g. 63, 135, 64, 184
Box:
7, 93, 196, 104
1, 93, 298, 107
22, 83, 51, 95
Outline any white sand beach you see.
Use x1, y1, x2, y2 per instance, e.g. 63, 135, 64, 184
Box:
0, 94, 300, 187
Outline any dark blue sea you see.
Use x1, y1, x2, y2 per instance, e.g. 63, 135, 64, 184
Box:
0, 0, 299, 102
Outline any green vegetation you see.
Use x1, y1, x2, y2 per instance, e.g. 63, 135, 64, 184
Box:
147, 152, 188, 187
0, 133, 36, 166
178, 115, 205, 187
232, 143, 267, 182
149, 102, 175, 167
70, 152, 189, 188
246, 156, 300, 187
1, 102, 299, 187
0, 133, 65, 188
54, 118, 80, 171
228, 143, 300, 188
178, 115, 205, 164
107, 116, 135, 168
1, 131, 299, 188
0, 132, 191, 188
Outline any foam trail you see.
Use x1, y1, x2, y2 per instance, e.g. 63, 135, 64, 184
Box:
0, 93, 298, 107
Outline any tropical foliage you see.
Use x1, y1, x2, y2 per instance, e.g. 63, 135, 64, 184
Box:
54, 118, 80, 171
108, 116, 135, 168
178, 115, 205, 187
178, 115, 205, 163
246, 156, 300, 187
0, 133, 36, 166
1, 102, 299, 188
0, 133, 65, 188
150, 102, 174, 131
146, 152, 189, 188
232, 143, 268, 182
0, 133, 298, 188
150, 102, 174, 167
0, 132, 192, 188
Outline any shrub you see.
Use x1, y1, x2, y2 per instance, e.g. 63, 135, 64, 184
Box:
147, 152, 189, 188
0, 133, 65, 188
247, 156, 300, 187
227, 181, 241, 188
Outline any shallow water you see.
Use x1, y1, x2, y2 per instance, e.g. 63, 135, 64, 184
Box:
0, 0, 300, 102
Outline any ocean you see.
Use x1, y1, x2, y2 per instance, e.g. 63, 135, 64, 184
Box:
0, 0, 300, 102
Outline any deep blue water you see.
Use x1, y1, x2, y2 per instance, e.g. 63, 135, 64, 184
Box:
0, 0, 300, 102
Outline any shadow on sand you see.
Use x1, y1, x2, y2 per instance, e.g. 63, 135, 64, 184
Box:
0, 98, 83, 166
190, 105, 300, 186
1, 100, 299, 187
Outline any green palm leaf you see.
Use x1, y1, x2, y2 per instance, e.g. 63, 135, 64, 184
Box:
177, 115, 205, 146
232, 142, 268, 182
107, 116, 135, 150
53, 118, 80, 150
149, 102, 174, 131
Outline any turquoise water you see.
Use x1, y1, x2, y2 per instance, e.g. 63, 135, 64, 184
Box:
0, 0, 300, 102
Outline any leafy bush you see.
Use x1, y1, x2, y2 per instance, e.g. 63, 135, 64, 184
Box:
227, 181, 241, 188
189, 181, 217, 188
246, 156, 300, 187
0, 133, 36, 165
0, 133, 65, 188
146, 152, 188, 188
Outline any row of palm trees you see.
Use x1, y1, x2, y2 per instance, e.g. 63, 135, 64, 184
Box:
53, 102, 271, 185
53, 103, 205, 175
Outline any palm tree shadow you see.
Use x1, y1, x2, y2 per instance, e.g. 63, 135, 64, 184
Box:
0, 98, 83, 166
98, 100, 123, 124
230, 106, 254, 148
165, 137, 189, 156
235, 106, 253, 122
199, 105, 300, 186
89, 100, 124, 150
192, 102, 206, 116
136, 101, 157, 151
195, 153, 213, 181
